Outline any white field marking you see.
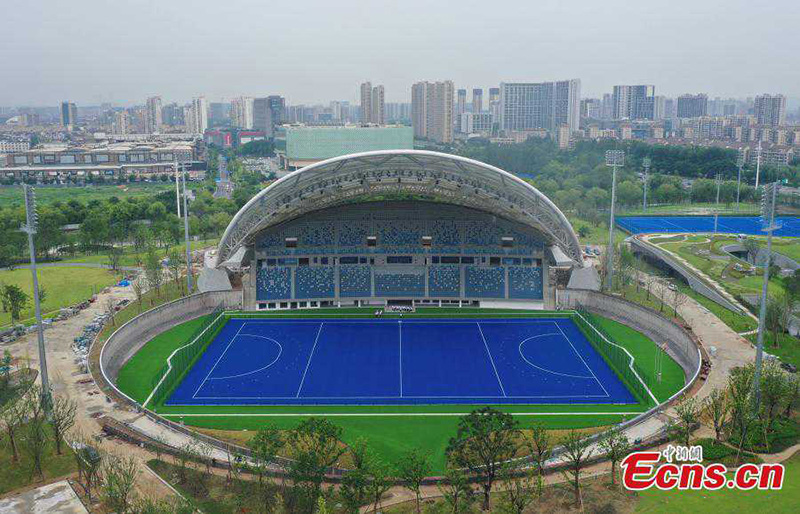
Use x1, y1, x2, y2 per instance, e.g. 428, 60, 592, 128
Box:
189, 393, 612, 400
296, 322, 325, 397
219, 318, 566, 324
573, 311, 660, 405
192, 322, 246, 398
206, 334, 283, 381
160, 411, 642, 417
551, 320, 610, 398
398, 321, 403, 397
517, 333, 596, 379
663, 219, 687, 231
476, 322, 507, 397
142, 311, 226, 408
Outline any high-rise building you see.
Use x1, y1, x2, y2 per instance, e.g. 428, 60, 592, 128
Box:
456, 89, 467, 121
472, 88, 483, 113
489, 87, 500, 126
371, 84, 385, 125
676, 94, 708, 118
498, 79, 581, 134
360, 82, 373, 123
411, 80, 454, 143
209, 102, 231, 127
601, 93, 613, 120
653, 96, 667, 120
145, 96, 162, 133
612, 85, 655, 120
754, 94, 786, 127
231, 97, 254, 129
253, 95, 285, 137
161, 102, 184, 126
112, 110, 129, 135
186, 97, 208, 133
385, 102, 411, 123
580, 99, 602, 119
60, 101, 77, 128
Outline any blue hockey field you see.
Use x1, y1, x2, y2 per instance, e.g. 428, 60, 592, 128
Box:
167, 317, 637, 406
616, 215, 800, 237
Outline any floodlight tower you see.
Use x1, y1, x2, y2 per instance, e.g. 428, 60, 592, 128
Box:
736, 149, 745, 211
21, 185, 51, 414
753, 181, 781, 410
605, 149, 624, 291
174, 160, 182, 218
642, 157, 651, 213
714, 172, 722, 234
754, 141, 763, 189
180, 162, 193, 294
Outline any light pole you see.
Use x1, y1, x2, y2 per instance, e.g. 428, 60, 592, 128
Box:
642, 157, 651, 213
714, 172, 722, 234
174, 160, 182, 218
180, 162, 193, 294
736, 149, 744, 212
753, 181, 781, 410
21, 185, 50, 414
754, 141, 763, 189
605, 149, 624, 291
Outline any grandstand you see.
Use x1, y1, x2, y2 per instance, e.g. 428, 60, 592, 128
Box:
215, 150, 583, 310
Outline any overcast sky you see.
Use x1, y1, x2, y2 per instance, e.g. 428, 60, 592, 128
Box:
3, 0, 799, 107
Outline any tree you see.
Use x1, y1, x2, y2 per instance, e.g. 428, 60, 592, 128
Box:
598, 428, 630, 487
103, 454, 139, 514
132, 276, 146, 312
497, 463, 534, 514
21, 386, 49, 481
287, 418, 346, 511
250, 424, 284, 485
396, 449, 431, 514
48, 394, 77, 455
166, 250, 184, 295
671, 398, 699, 446
2, 284, 29, 323
743, 237, 760, 264
671, 288, 688, 317
524, 422, 551, 498
340, 438, 374, 513
144, 247, 163, 300
0, 394, 28, 463
438, 467, 475, 514
366, 462, 392, 514
561, 429, 593, 507
703, 388, 729, 442
446, 407, 519, 510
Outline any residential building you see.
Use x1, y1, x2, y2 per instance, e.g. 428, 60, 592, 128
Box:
612, 85, 655, 120
653, 96, 667, 120
231, 97, 254, 129
186, 97, 208, 134
145, 96, 162, 133
580, 99, 602, 119
456, 89, 467, 122
360, 82, 373, 123
556, 124, 571, 149
498, 79, 581, 134
161, 102, 184, 126
209, 102, 231, 127
112, 110, 130, 135
371, 84, 385, 125
489, 87, 501, 124
385, 103, 410, 123
0, 141, 30, 153
676, 94, 708, 118
411, 80, 454, 143
460, 112, 493, 135
60, 101, 77, 128
253, 96, 285, 137
472, 88, 483, 113
754, 94, 787, 127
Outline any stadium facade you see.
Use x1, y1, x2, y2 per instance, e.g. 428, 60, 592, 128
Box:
216, 150, 582, 310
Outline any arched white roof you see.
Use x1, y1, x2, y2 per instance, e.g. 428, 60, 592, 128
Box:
216, 150, 582, 264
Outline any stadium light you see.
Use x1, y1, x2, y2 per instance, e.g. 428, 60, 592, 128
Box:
714, 172, 722, 234
21, 184, 51, 414
753, 181, 781, 410
642, 157, 651, 213
754, 141, 762, 189
604, 150, 624, 291
736, 149, 745, 211
180, 162, 194, 294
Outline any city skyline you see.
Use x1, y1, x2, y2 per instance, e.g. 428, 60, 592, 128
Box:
3, 0, 799, 106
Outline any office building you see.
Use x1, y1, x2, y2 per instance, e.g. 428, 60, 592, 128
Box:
145, 96, 162, 134
61, 101, 77, 128
460, 112, 493, 135
231, 97, 254, 129
253, 96, 285, 137
754, 94, 786, 127
676, 94, 708, 118
411, 80, 454, 143
472, 88, 483, 113
498, 79, 581, 134
612, 85, 655, 120
456, 89, 467, 121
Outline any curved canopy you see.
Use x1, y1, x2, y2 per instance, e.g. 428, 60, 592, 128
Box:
216, 150, 582, 264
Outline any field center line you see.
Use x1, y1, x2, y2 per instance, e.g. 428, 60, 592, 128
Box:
398, 321, 403, 397
552, 320, 610, 398
193, 322, 246, 398
476, 322, 507, 397
296, 322, 325, 398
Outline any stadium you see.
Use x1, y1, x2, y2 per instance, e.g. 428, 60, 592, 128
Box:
98, 149, 697, 472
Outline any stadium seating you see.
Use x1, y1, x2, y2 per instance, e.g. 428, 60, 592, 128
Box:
339, 222, 368, 247
374, 268, 425, 297
428, 265, 461, 297
378, 220, 422, 246
256, 266, 291, 300
298, 222, 336, 246
464, 266, 505, 298
339, 265, 371, 297
294, 266, 335, 299
430, 220, 461, 246
509, 266, 543, 299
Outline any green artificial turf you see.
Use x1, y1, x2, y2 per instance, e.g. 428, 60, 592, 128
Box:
116, 315, 211, 403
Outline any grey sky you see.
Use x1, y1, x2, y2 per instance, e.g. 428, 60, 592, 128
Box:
3, 0, 799, 106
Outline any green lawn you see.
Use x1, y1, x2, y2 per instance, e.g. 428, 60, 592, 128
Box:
0, 423, 78, 495
0, 266, 122, 327
63, 238, 219, 268
636, 451, 800, 513
0, 183, 174, 208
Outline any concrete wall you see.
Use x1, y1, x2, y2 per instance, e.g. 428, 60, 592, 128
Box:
100, 291, 241, 391
558, 289, 701, 382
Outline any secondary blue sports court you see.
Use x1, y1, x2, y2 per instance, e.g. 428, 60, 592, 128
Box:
167, 318, 636, 406
616, 215, 800, 237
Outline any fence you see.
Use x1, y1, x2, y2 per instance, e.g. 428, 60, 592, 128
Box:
146, 305, 227, 407
571, 307, 656, 406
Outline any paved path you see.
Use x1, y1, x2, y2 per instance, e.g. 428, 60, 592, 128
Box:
0, 480, 87, 513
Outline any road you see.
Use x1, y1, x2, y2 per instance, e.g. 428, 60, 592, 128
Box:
213, 155, 234, 200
